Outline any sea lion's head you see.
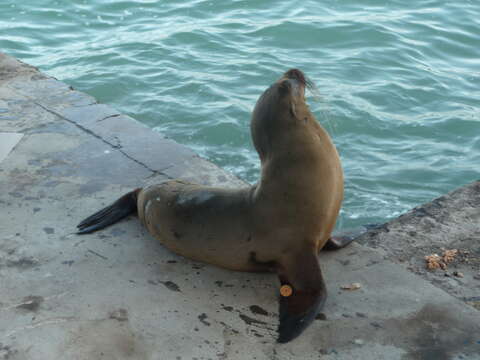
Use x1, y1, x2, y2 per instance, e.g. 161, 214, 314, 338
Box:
251, 69, 315, 161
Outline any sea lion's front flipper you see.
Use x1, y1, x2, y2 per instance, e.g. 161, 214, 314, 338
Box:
276, 250, 326, 343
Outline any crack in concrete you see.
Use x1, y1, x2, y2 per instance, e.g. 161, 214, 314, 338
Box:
87, 249, 108, 260
30, 100, 174, 180
5, 83, 183, 183
97, 113, 121, 122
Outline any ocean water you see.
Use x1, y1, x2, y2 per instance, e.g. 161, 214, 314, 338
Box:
1, 0, 479, 229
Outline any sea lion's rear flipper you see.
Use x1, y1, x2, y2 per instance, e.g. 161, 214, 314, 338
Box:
323, 223, 382, 251
323, 236, 355, 250
276, 250, 327, 343
77, 188, 141, 234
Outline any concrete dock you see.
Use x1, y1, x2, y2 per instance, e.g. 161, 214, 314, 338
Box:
1, 53, 479, 359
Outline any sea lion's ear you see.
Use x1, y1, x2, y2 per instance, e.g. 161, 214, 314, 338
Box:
276, 250, 327, 343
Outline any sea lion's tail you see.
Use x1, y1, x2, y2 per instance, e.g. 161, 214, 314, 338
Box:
76, 188, 141, 234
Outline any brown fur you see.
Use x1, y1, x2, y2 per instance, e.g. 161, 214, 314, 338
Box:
136, 70, 343, 273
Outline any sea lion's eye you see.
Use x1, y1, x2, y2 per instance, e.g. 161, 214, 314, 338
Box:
278, 79, 292, 95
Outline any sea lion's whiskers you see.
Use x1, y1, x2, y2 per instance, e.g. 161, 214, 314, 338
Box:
321, 106, 338, 138
305, 84, 337, 137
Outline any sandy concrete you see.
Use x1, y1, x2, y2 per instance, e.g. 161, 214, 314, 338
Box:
1, 52, 479, 359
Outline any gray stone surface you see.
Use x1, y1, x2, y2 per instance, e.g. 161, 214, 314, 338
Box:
1, 53, 479, 359
0, 133, 23, 163
356, 181, 480, 311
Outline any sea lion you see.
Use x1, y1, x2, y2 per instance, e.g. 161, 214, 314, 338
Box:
77, 69, 353, 343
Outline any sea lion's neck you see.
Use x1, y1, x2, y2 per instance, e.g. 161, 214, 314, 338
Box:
252, 121, 341, 204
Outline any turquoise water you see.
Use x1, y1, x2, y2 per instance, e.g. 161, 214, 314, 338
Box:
1, 0, 479, 229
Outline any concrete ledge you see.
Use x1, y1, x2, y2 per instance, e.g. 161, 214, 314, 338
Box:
1, 53, 479, 359
357, 180, 480, 309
